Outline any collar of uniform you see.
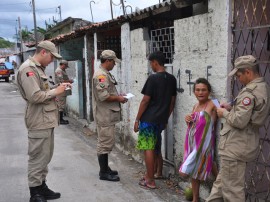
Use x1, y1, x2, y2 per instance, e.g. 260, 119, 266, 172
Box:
99, 65, 109, 74
244, 77, 264, 92
29, 56, 45, 71
247, 77, 265, 86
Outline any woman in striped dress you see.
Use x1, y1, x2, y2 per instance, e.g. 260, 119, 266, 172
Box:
179, 78, 217, 202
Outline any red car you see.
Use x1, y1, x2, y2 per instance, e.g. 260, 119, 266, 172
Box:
0, 63, 10, 82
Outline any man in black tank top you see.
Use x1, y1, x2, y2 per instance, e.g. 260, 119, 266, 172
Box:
134, 51, 177, 189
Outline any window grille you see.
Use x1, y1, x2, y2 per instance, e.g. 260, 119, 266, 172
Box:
150, 27, 174, 64
97, 36, 121, 59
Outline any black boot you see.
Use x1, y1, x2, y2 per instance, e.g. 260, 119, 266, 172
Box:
108, 166, 118, 176
29, 186, 47, 202
101, 154, 118, 175
40, 181, 61, 200
98, 154, 120, 182
59, 111, 69, 125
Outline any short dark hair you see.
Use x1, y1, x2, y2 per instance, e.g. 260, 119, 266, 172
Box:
148, 51, 166, 66
193, 78, 212, 92
36, 47, 49, 54
100, 58, 106, 63
237, 64, 260, 75
101, 58, 114, 63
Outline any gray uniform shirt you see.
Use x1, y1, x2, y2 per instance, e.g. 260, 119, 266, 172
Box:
17, 57, 58, 135
92, 65, 121, 126
55, 67, 70, 84
219, 77, 270, 162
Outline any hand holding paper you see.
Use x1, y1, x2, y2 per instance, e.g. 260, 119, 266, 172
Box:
124, 93, 135, 99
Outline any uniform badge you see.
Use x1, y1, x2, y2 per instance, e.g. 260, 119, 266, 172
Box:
45, 83, 49, 90
98, 75, 106, 83
99, 83, 105, 88
242, 97, 251, 106
26, 72, 34, 77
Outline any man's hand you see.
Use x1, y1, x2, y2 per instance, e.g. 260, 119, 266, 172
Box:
134, 121, 139, 132
118, 96, 128, 104
55, 83, 72, 96
220, 102, 232, 111
217, 107, 226, 118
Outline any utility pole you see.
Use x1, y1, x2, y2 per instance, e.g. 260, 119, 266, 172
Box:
32, 0, 38, 46
89, 1, 95, 23
120, 0, 126, 15
110, 0, 113, 20
58, 6, 62, 22
15, 25, 18, 53
18, 17, 23, 61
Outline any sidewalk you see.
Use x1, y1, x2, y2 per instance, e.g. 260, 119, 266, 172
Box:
53, 116, 188, 202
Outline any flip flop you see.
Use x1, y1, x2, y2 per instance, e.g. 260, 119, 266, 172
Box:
139, 179, 156, 190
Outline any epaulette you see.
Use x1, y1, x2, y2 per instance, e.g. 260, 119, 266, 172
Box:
245, 83, 257, 92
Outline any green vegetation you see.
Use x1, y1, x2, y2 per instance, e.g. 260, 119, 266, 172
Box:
0, 37, 15, 48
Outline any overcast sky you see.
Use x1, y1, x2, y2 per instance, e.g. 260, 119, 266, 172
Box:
0, 0, 159, 42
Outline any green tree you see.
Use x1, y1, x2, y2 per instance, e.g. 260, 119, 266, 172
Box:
20, 29, 33, 43
0, 37, 14, 48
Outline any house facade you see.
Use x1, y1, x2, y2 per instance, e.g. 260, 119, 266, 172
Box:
47, 0, 269, 200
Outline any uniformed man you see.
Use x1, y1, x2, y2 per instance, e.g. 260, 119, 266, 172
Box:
54, 59, 73, 124
92, 50, 128, 182
206, 55, 270, 202
17, 41, 72, 202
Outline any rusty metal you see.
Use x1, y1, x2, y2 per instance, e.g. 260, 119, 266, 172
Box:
232, 0, 270, 201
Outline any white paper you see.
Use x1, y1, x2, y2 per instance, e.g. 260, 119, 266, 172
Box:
124, 93, 135, 99
212, 99, 220, 108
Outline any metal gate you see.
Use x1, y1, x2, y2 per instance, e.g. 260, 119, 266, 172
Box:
232, 0, 270, 201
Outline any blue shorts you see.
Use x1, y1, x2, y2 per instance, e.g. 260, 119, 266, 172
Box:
136, 122, 164, 154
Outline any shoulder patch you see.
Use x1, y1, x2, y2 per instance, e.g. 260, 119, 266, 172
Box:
98, 75, 106, 83
242, 97, 251, 106
26, 72, 34, 77
99, 83, 105, 88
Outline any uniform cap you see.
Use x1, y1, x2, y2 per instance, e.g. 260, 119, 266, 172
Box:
60, 59, 68, 67
100, 50, 121, 63
37, 41, 62, 59
228, 55, 257, 76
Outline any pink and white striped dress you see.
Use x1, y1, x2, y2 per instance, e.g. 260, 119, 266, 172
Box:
179, 110, 215, 180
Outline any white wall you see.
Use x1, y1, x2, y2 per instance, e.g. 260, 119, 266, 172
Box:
84, 35, 91, 121
66, 61, 80, 117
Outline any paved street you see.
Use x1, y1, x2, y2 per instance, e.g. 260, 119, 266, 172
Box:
0, 81, 184, 202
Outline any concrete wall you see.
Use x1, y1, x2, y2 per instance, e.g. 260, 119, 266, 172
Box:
66, 61, 83, 118
173, 0, 231, 198
84, 34, 95, 122
113, 26, 151, 161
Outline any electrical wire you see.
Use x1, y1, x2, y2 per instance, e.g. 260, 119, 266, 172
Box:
0, 2, 28, 6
